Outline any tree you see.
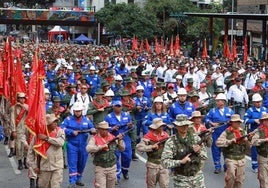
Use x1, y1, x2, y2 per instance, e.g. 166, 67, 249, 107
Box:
95, 3, 160, 39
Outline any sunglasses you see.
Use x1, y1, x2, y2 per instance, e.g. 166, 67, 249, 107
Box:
137, 90, 144, 93
81, 88, 87, 90
114, 105, 122, 107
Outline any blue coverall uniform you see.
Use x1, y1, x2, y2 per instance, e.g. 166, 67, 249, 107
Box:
104, 111, 132, 181
133, 96, 152, 138
138, 80, 154, 99
204, 107, 233, 171
244, 106, 268, 170
61, 115, 94, 185
85, 74, 101, 97
169, 101, 195, 120
143, 112, 173, 134
46, 70, 57, 91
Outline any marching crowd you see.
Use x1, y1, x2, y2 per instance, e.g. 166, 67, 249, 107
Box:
1, 41, 268, 188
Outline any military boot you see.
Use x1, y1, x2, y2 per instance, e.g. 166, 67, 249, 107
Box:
18, 159, 23, 170
3, 136, 8, 145
30, 178, 36, 188
24, 158, 28, 169
132, 149, 138, 161
8, 148, 15, 158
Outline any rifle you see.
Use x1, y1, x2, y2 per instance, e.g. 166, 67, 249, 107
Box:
198, 123, 228, 137
155, 135, 175, 145
92, 127, 134, 156
235, 128, 259, 142
77, 129, 96, 135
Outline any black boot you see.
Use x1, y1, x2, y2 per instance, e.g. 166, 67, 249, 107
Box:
35, 178, 39, 188
30, 178, 35, 188
8, 148, 15, 158
3, 137, 8, 145
24, 158, 28, 169
18, 160, 23, 170
132, 150, 138, 161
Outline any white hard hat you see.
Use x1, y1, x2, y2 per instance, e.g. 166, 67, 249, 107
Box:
136, 85, 144, 91
177, 88, 187, 95
215, 93, 227, 101
72, 102, 84, 111
67, 65, 73, 70
95, 56, 100, 61
176, 75, 182, 80
25, 64, 30, 69
154, 96, 163, 103
105, 89, 115, 97
89, 66, 96, 71
44, 88, 50, 94
115, 75, 123, 81
252, 93, 263, 102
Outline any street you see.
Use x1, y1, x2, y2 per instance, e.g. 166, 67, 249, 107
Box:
0, 142, 259, 188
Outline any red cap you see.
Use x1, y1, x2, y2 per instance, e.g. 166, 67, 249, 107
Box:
200, 83, 207, 88
167, 83, 174, 88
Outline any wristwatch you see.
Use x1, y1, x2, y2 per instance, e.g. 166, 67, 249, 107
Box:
44, 136, 49, 141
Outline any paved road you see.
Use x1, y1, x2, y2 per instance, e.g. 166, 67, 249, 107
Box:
0, 142, 259, 188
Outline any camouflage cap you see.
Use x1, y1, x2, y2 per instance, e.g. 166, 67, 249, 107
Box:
172, 114, 193, 127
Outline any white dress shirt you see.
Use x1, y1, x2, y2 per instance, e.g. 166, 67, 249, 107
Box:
227, 84, 249, 104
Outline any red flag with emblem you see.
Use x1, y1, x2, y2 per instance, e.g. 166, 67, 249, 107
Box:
243, 36, 248, 63
202, 39, 208, 59
25, 51, 48, 158
174, 35, 180, 54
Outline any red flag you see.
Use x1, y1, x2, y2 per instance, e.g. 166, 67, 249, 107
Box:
202, 39, 208, 59
174, 35, 180, 54
243, 36, 248, 63
139, 40, 144, 53
0, 57, 4, 92
233, 39, 237, 60
145, 39, 151, 53
25, 51, 48, 158
14, 58, 27, 95
132, 36, 138, 51
155, 38, 161, 55
223, 36, 231, 58
169, 36, 174, 55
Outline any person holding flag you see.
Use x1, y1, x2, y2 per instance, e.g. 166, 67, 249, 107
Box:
27, 114, 65, 188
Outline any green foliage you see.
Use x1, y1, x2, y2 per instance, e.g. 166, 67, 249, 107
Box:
95, 3, 160, 39
96, 0, 224, 45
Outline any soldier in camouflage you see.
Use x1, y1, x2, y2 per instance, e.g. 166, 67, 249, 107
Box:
216, 114, 249, 188
251, 112, 268, 188
136, 118, 170, 188
161, 114, 207, 188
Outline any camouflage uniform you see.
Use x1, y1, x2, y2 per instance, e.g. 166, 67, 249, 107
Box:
161, 115, 207, 188
251, 122, 268, 188
136, 119, 170, 188
216, 127, 247, 188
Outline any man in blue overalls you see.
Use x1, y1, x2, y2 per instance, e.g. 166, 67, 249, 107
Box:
61, 102, 96, 188
244, 93, 268, 173
205, 93, 234, 174
104, 101, 133, 184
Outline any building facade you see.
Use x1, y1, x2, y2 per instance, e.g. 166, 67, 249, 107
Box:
237, 0, 268, 59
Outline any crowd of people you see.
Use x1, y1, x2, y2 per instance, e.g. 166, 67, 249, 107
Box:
1, 40, 268, 188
